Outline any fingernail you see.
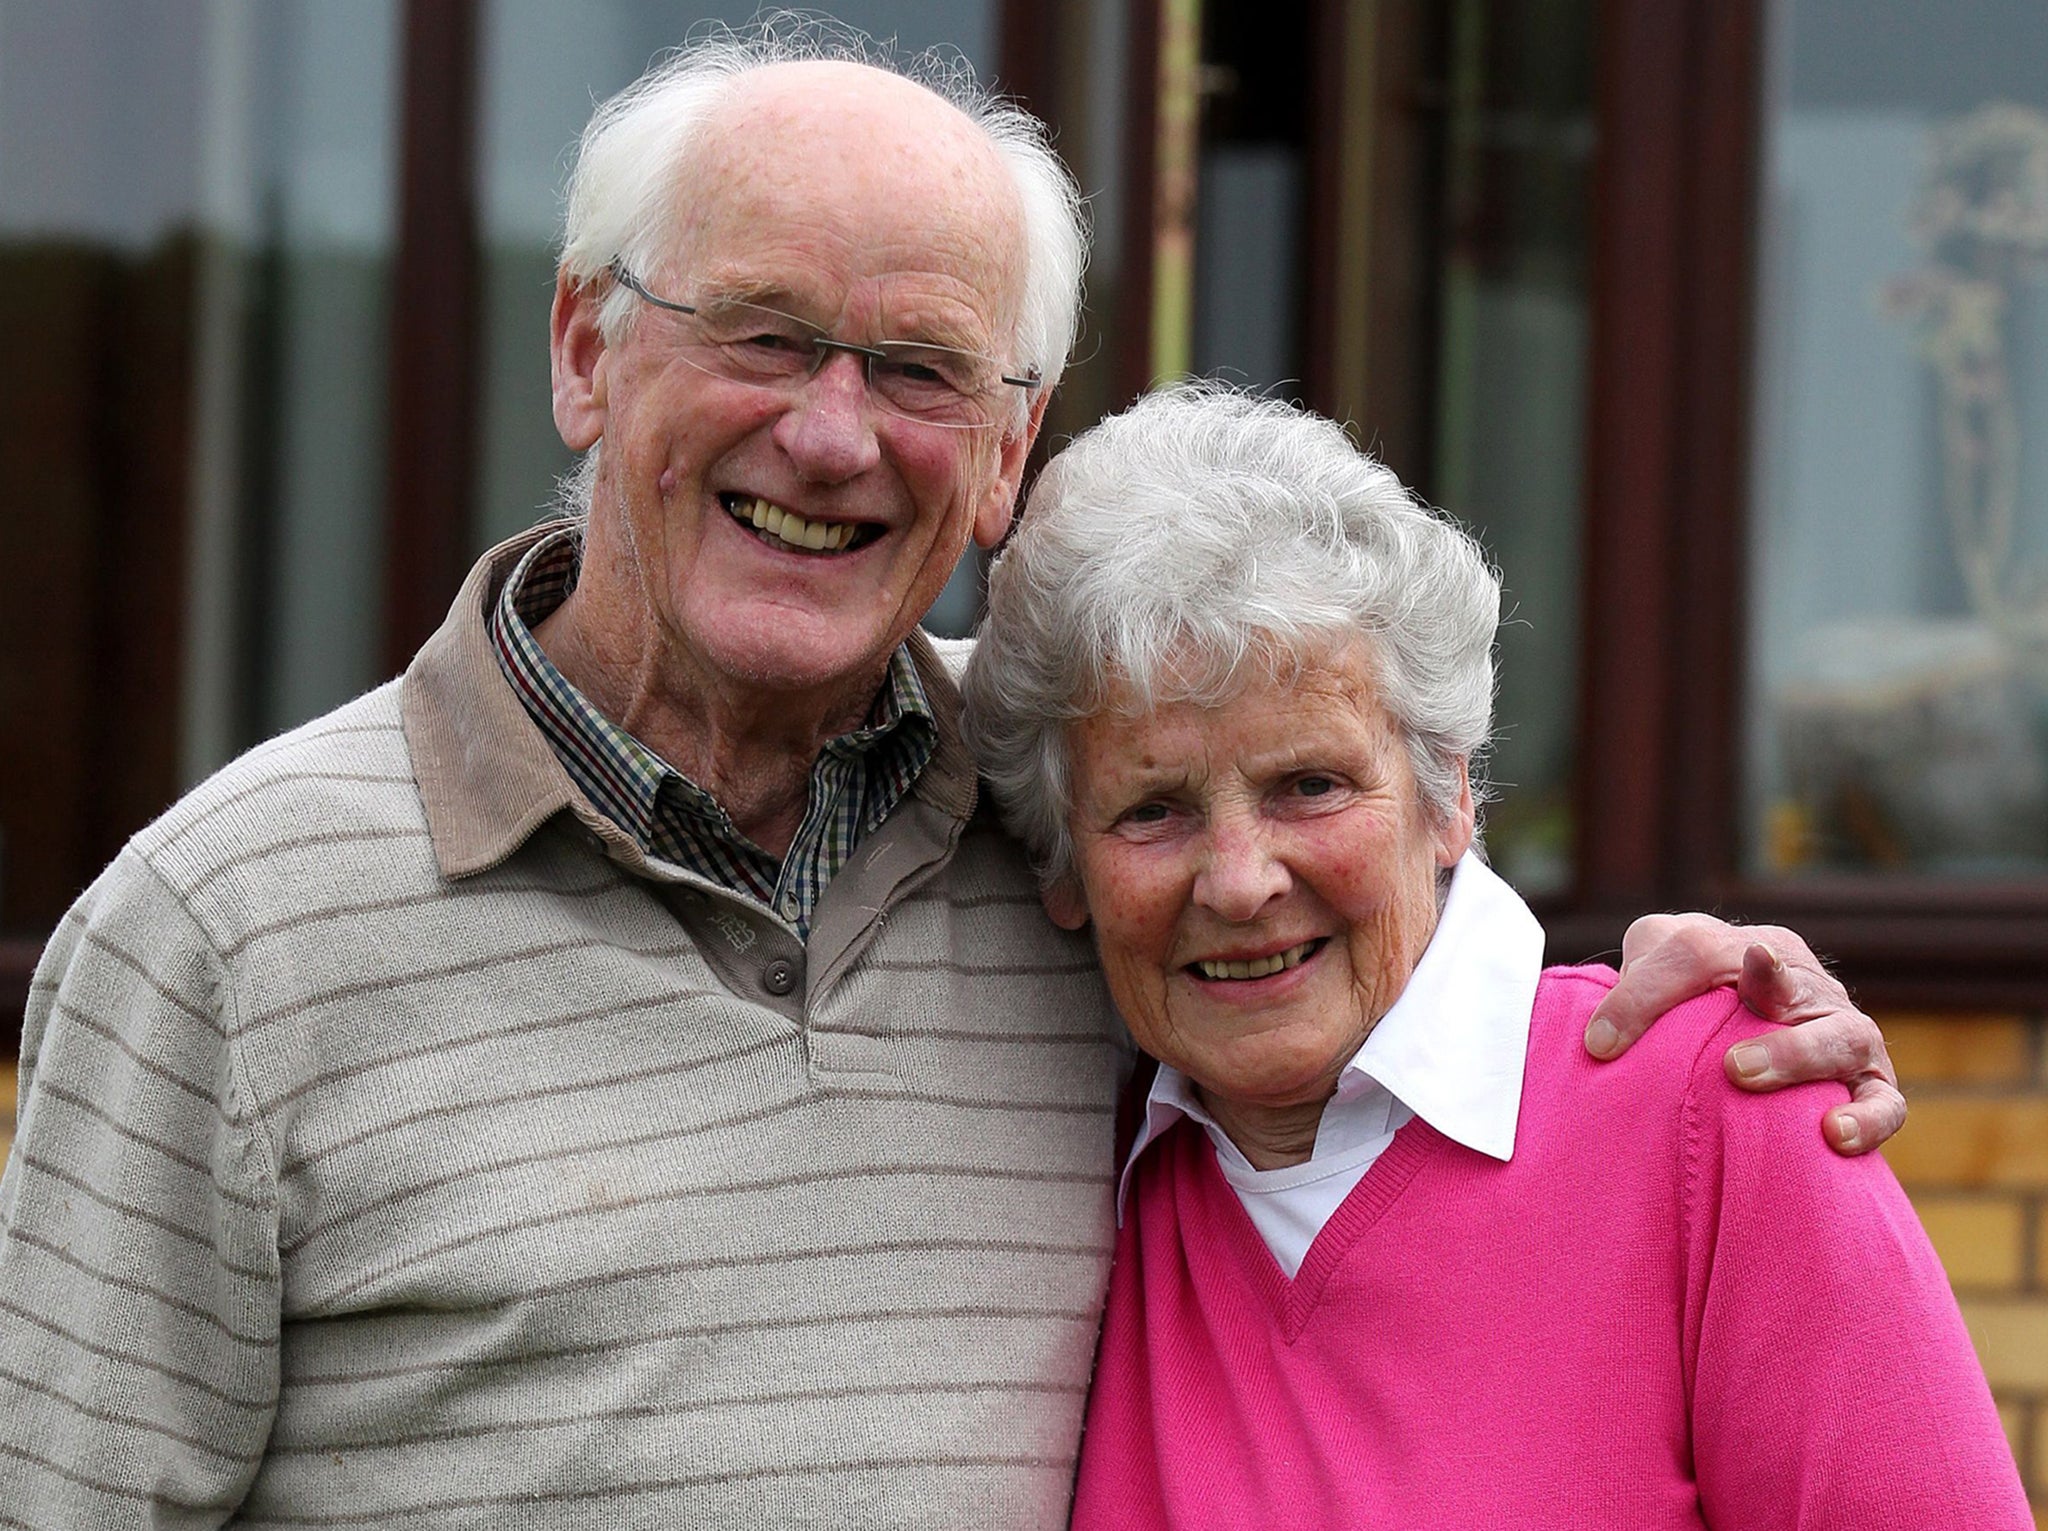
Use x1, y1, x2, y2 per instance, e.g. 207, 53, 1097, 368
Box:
1834, 1113, 1861, 1149
1586, 1017, 1621, 1058
1731, 1043, 1772, 1080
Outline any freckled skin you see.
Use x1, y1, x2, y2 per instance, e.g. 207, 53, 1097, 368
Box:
1045, 644, 1474, 1167
540, 63, 1047, 853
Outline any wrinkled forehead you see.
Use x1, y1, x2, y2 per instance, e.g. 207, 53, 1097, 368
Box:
661, 63, 1028, 341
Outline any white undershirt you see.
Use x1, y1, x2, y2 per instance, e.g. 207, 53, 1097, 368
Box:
1116, 851, 1546, 1276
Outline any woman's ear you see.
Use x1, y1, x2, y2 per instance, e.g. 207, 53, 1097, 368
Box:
1434, 758, 1477, 868
1041, 877, 1089, 931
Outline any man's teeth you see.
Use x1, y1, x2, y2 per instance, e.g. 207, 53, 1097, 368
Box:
1194, 940, 1317, 982
732, 496, 856, 552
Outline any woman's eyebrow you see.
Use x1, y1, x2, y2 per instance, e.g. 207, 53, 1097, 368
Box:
1089, 761, 1194, 803
1111, 767, 1187, 797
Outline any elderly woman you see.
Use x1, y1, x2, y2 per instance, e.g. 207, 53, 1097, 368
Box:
961, 386, 2025, 1529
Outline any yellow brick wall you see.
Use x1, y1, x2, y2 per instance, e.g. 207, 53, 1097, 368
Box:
1878, 1012, 2048, 1523
0, 1030, 2042, 1516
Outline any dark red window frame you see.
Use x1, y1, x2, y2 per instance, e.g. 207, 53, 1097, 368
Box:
12, 0, 2048, 1052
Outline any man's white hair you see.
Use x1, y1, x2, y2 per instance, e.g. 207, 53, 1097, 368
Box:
557, 14, 1085, 413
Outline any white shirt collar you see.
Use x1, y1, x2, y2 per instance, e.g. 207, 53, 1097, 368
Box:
1116, 851, 1545, 1218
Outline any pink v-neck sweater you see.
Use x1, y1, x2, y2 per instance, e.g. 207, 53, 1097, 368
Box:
1072, 967, 2027, 1529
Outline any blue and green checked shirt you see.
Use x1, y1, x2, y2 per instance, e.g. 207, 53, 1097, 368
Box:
488, 526, 938, 938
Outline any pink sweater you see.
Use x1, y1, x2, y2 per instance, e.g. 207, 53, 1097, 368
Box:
1072, 968, 2027, 1529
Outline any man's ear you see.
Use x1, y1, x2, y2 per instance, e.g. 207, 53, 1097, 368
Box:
1433, 757, 1477, 868
1041, 874, 1089, 932
974, 389, 1052, 550
551, 271, 611, 453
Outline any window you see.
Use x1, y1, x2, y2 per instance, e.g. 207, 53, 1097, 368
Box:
1744, 0, 2048, 882
0, 0, 400, 1004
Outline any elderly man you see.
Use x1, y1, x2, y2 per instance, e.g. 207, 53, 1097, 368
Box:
0, 26, 1900, 1529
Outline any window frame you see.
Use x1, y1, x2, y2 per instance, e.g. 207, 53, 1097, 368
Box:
1563, 0, 2048, 1004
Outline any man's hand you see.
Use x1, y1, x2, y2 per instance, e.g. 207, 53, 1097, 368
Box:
1583, 913, 1906, 1155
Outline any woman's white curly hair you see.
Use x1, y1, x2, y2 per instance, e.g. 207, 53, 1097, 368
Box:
961, 383, 1501, 888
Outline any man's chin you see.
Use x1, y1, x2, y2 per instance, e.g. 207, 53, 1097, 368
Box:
695, 616, 905, 700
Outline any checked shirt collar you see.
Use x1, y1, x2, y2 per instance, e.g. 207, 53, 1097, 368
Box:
487, 523, 938, 939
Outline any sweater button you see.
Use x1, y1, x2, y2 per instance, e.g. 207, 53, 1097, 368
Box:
762, 958, 799, 996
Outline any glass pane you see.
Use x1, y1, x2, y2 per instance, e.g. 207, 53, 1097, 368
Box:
1036, 0, 1133, 456
473, 2, 1001, 636
1429, 0, 1595, 896
222, 3, 401, 748
0, 0, 398, 937
1191, 6, 1311, 395
1745, 0, 2048, 877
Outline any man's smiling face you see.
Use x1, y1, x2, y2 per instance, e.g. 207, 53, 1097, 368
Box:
551, 62, 1040, 708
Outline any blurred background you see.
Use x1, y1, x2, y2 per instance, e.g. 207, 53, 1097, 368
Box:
4, 0, 2048, 1508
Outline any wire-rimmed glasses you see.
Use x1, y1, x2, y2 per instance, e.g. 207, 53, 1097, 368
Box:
609, 262, 1039, 431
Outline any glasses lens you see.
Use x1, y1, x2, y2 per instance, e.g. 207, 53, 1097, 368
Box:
664, 292, 1005, 429
686, 299, 823, 384
869, 344, 998, 424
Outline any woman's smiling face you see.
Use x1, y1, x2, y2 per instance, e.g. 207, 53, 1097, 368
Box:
1045, 641, 1474, 1125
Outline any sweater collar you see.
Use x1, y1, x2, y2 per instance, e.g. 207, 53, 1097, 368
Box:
401, 523, 977, 882
1118, 851, 1545, 1217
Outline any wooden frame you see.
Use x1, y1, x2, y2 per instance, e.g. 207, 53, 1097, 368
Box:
1302, 0, 1445, 485
1112, 0, 1165, 407
380, 0, 482, 676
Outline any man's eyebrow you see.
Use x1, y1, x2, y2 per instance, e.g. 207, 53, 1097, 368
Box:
706, 279, 994, 351
874, 302, 995, 353
889, 322, 988, 354
697, 278, 818, 315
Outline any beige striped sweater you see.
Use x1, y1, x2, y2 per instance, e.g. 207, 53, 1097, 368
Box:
0, 534, 1123, 1528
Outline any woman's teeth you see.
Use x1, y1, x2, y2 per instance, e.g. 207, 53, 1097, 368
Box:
729, 495, 858, 553
1193, 940, 1318, 982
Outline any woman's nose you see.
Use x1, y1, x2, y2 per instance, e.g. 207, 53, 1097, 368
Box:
1192, 821, 1290, 923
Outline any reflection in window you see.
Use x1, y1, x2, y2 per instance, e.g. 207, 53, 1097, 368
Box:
206, 3, 400, 752
0, 0, 397, 940
1429, 0, 1594, 896
1747, 0, 2048, 877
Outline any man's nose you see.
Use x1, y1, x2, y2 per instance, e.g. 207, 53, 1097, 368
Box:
1192, 818, 1290, 923
772, 349, 883, 482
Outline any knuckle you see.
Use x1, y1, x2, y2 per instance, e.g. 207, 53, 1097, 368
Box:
1834, 1010, 1885, 1068
1756, 923, 1837, 980
1672, 922, 1730, 971
1819, 1028, 1865, 1076
1855, 1081, 1910, 1136
1621, 912, 1679, 957
1783, 1019, 1857, 1077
